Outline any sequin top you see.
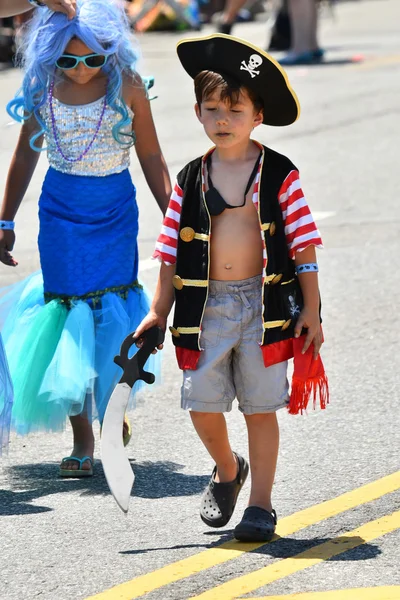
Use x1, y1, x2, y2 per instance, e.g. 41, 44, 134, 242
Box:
41, 96, 133, 176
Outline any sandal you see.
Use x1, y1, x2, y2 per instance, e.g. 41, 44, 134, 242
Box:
59, 456, 93, 478
123, 415, 132, 447
200, 453, 249, 528
234, 506, 277, 542
279, 49, 324, 66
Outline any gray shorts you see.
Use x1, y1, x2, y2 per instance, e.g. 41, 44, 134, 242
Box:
181, 275, 289, 415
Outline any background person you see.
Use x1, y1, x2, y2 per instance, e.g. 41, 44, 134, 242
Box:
0, 0, 76, 18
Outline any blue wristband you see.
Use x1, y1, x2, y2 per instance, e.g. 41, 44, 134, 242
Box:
295, 263, 318, 274
0, 220, 15, 230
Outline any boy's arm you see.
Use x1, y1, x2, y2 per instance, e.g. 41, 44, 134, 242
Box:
0, 117, 43, 266
134, 178, 181, 347
277, 169, 323, 358
293, 245, 322, 359
129, 76, 172, 215
134, 262, 175, 350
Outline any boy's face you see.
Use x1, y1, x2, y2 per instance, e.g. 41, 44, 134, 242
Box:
195, 87, 263, 148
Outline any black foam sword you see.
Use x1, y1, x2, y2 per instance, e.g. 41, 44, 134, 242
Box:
101, 326, 164, 513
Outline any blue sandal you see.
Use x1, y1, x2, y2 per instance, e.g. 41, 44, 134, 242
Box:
59, 456, 93, 478
279, 49, 324, 66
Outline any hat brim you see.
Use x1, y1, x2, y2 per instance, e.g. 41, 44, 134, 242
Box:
177, 33, 300, 127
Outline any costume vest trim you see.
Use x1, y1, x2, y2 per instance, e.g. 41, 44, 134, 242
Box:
170, 144, 328, 414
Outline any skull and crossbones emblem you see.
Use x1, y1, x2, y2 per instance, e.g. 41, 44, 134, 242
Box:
240, 54, 263, 78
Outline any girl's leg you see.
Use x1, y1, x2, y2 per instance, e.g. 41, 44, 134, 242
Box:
243, 412, 279, 511
60, 413, 95, 471
190, 411, 237, 482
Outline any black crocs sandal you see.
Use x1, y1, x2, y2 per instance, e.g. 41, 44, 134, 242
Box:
200, 453, 249, 528
234, 506, 277, 542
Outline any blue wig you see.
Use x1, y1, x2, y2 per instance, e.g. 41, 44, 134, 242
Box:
7, 0, 140, 150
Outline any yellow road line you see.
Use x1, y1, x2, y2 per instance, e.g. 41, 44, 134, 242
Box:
246, 586, 400, 600
193, 511, 400, 599
86, 472, 400, 600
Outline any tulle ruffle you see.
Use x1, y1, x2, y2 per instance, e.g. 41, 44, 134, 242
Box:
0, 271, 158, 436
0, 335, 13, 455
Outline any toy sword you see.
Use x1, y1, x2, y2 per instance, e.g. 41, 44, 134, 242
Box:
101, 326, 164, 513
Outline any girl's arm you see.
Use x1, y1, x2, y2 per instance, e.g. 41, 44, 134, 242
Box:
1, 116, 43, 220
0, 117, 43, 266
128, 76, 172, 215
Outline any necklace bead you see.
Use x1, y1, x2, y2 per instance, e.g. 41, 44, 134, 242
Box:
48, 79, 107, 163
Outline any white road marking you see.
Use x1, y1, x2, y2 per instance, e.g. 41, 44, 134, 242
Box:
313, 211, 336, 220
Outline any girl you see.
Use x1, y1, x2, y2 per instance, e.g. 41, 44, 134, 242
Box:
0, 0, 171, 475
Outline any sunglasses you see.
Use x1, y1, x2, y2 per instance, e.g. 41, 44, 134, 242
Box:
55, 53, 108, 70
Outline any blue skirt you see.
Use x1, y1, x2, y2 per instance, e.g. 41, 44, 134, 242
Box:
0, 168, 158, 436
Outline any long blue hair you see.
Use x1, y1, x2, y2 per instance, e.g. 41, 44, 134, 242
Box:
7, 0, 139, 150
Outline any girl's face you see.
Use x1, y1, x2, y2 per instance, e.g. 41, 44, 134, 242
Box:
58, 38, 106, 85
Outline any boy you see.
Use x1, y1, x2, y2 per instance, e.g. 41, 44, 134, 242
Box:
135, 34, 328, 542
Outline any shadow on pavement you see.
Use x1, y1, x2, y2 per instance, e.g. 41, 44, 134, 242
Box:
0, 459, 209, 515
253, 534, 381, 560
119, 534, 380, 561
283, 57, 364, 68
120, 532, 234, 555
126, 460, 209, 499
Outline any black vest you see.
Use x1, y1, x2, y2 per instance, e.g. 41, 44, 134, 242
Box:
170, 145, 307, 352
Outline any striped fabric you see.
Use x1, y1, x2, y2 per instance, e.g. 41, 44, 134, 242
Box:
152, 159, 323, 266
278, 170, 323, 259
153, 182, 183, 266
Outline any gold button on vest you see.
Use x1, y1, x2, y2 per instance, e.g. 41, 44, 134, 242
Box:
271, 274, 283, 285
169, 326, 181, 338
172, 275, 184, 290
269, 221, 276, 236
180, 227, 195, 242
281, 318, 292, 331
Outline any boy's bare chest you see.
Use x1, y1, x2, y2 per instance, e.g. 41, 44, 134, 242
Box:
206, 164, 257, 208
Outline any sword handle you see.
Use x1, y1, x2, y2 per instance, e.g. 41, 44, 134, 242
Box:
113, 326, 165, 388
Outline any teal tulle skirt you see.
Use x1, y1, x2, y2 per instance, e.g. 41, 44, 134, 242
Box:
0, 335, 13, 454
0, 272, 156, 435
0, 168, 159, 437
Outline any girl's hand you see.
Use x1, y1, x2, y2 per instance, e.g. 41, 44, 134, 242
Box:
134, 311, 167, 354
294, 306, 323, 359
0, 230, 18, 267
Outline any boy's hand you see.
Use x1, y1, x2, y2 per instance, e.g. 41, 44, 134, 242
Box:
294, 307, 323, 359
134, 311, 167, 353
0, 230, 18, 267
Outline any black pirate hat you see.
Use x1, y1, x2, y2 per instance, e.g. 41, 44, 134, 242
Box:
176, 34, 300, 126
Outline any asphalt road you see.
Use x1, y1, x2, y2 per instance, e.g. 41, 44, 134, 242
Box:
0, 1, 399, 599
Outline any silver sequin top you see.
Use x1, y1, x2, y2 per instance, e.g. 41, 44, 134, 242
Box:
41, 96, 133, 176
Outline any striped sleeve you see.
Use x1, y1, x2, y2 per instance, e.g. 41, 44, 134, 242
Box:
152, 182, 183, 265
278, 170, 323, 259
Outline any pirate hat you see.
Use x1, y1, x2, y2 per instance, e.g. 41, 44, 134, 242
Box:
176, 34, 300, 126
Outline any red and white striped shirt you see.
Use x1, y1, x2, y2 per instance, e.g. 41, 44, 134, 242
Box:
153, 158, 323, 266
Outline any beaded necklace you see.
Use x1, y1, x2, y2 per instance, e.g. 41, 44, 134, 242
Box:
48, 78, 107, 163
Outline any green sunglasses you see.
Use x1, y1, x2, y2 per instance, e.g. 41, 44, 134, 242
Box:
55, 53, 108, 70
